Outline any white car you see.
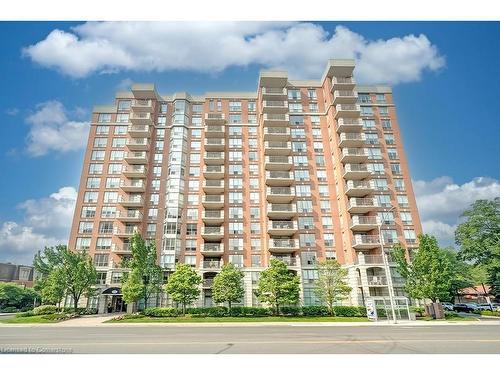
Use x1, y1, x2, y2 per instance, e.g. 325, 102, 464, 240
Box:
441, 302, 454, 311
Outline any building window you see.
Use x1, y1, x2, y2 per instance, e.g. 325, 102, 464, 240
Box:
94, 254, 109, 267
118, 100, 131, 110
98, 113, 112, 123
288, 89, 300, 100
358, 93, 371, 103
75, 237, 91, 251
96, 237, 112, 250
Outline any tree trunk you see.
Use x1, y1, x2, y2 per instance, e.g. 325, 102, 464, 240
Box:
228, 301, 232, 315
182, 301, 186, 315
73, 295, 78, 312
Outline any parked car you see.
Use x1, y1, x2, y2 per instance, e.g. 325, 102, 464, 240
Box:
492, 303, 500, 312
453, 303, 479, 313
478, 303, 494, 311
441, 302, 454, 311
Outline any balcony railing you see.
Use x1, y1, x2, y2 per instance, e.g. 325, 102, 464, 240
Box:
202, 261, 222, 269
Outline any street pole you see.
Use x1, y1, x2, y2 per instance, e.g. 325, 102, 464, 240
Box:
377, 206, 397, 324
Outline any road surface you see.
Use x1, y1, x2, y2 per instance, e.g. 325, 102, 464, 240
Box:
1, 324, 499, 354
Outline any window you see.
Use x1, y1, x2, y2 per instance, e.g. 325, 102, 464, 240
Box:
229, 192, 243, 204
365, 133, 379, 145
229, 238, 243, 251
186, 224, 197, 236
308, 89, 317, 100
250, 222, 260, 234
248, 114, 257, 124
289, 103, 303, 113
76, 237, 91, 251
289, 115, 304, 125
358, 93, 371, 103
384, 134, 395, 145
249, 192, 259, 204
229, 255, 243, 268
192, 104, 203, 113
98, 221, 113, 234
229, 138, 242, 148
301, 252, 317, 266
373, 178, 388, 191
79, 221, 93, 234
295, 170, 310, 181
291, 128, 305, 138
316, 155, 325, 167
86, 177, 100, 189
371, 163, 385, 174
367, 148, 382, 160
229, 151, 242, 161
185, 239, 196, 251
317, 170, 327, 182
388, 149, 398, 160
394, 179, 405, 191
96, 125, 109, 135
404, 229, 417, 243
96, 237, 112, 250
229, 101, 241, 112
96, 272, 107, 285
324, 233, 335, 247
229, 222, 243, 234
112, 138, 126, 148
114, 125, 127, 135
94, 254, 109, 267
397, 195, 409, 208
400, 212, 413, 225
98, 113, 111, 123
320, 200, 331, 213
110, 151, 124, 160
294, 156, 308, 168
91, 151, 105, 161
118, 100, 131, 110
184, 256, 196, 266
83, 191, 98, 203
322, 217, 333, 230
101, 206, 116, 218
116, 113, 129, 123
309, 103, 318, 112
362, 119, 376, 129
381, 119, 392, 130
379, 107, 389, 117
288, 89, 300, 100
293, 142, 306, 153
229, 114, 241, 124
318, 185, 329, 197
376, 195, 392, 208
81, 206, 96, 218
313, 142, 324, 153
103, 192, 118, 203
378, 211, 395, 225
89, 163, 103, 174
298, 217, 314, 230
229, 207, 243, 219
247, 101, 256, 112
391, 163, 402, 175
297, 200, 313, 213
376, 94, 386, 103
108, 164, 122, 174
229, 164, 243, 175
186, 209, 198, 221
361, 106, 374, 116
299, 234, 315, 247
296, 185, 311, 197
251, 254, 261, 266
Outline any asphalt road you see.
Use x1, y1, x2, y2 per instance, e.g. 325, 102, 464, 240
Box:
1, 324, 500, 354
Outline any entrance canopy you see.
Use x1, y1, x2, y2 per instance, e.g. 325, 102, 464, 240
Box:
101, 287, 122, 296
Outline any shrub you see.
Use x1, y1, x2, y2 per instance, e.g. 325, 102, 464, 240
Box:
16, 310, 34, 317
410, 306, 425, 317
186, 306, 229, 317
62, 307, 98, 315
444, 311, 459, 319
279, 306, 301, 316
302, 306, 329, 316
143, 307, 182, 317
333, 306, 366, 317
481, 310, 500, 317
0, 307, 18, 313
33, 305, 58, 315
42, 313, 77, 321
229, 306, 271, 317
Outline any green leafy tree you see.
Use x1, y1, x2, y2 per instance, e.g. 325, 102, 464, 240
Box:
33, 245, 66, 297
165, 263, 202, 314
212, 263, 245, 311
40, 269, 66, 308
455, 198, 500, 299
122, 233, 164, 310
441, 248, 475, 302
393, 234, 454, 303
314, 259, 351, 315
255, 259, 300, 315
0, 283, 39, 311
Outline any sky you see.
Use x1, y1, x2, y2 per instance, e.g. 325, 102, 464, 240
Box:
0, 21, 499, 265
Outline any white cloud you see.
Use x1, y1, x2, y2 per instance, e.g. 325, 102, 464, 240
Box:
0, 187, 77, 265
23, 22, 445, 84
414, 177, 500, 246
5, 108, 19, 116
25, 101, 89, 157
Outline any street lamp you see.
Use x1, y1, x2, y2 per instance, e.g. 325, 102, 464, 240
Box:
377, 205, 397, 324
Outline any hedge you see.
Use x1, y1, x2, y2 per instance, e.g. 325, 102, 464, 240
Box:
33, 305, 58, 315
229, 307, 272, 317
481, 310, 500, 317
143, 307, 182, 317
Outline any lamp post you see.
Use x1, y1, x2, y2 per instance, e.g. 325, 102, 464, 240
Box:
377, 205, 397, 324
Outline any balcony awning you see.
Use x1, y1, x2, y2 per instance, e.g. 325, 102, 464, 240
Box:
101, 287, 122, 296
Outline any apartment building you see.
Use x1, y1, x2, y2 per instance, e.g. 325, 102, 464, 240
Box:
68, 59, 422, 312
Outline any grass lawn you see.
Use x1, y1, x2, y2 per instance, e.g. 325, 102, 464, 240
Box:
0, 314, 74, 324
417, 315, 479, 322
105, 316, 369, 323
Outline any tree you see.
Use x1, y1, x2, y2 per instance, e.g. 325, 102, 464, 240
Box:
255, 259, 300, 315
314, 259, 351, 315
455, 198, 500, 299
122, 233, 164, 310
442, 248, 474, 302
393, 234, 454, 303
212, 263, 244, 312
0, 283, 39, 311
35, 245, 97, 311
40, 269, 66, 309
59, 249, 98, 311
165, 263, 202, 314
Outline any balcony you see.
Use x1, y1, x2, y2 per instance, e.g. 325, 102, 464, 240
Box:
201, 243, 224, 256
341, 148, 368, 163
116, 210, 143, 222
348, 198, 378, 213
131, 99, 153, 112
202, 195, 224, 209
334, 104, 361, 119
118, 195, 144, 207
350, 215, 380, 231
264, 141, 292, 156
268, 220, 298, 236
262, 87, 288, 99
353, 235, 381, 250
263, 113, 289, 126
128, 125, 151, 137
339, 133, 366, 148
204, 125, 225, 137
204, 138, 225, 151
124, 151, 148, 164
202, 260, 223, 269
269, 256, 299, 267
331, 76, 356, 91
268, 238, 299, 253
113, 227, 138, 238
333, 90, 358, 105
126, 138, 149, 151
266, 186, 295, 203
120, 179, 146, 193
265, 171, 294, 186
202, 180, 225, 193
366, 275, 388, 286
262, 100, 288, 113
201, 226, 224, 240
336, 118, 363, 132
267, 203, 297, 219
202, 210, 225, 224
204, 113, 226, 125
204, 151, 225, 165
203, 165, 224, 179
130, 112, 153, 126
122, 165, 147, 178
345, 180, 375, 197
343, 164, 373, 180
264, 155, 293, 171
263, 127, 291, 141
111, 243, 132, 254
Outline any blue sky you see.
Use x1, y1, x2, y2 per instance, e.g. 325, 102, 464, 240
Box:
1, 21, 499, 264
